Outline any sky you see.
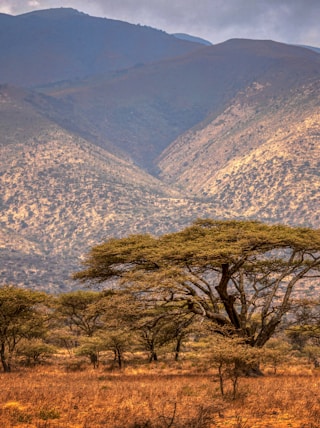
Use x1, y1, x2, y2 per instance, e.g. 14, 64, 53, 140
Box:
0, 0, 319, 47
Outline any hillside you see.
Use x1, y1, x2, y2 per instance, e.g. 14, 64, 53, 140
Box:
0, 85, 218, 291
158, 80, 320, 227
44, 39, 320, 172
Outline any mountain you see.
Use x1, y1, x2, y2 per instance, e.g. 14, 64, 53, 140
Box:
0, 8, 203, 87
0, 9, 320, 291
43, 39, 320, 172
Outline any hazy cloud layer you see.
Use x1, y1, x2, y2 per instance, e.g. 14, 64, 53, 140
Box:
0, 0, 319, 46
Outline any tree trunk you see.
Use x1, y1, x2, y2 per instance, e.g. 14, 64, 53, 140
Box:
215, 263, 241, 330
218, 363, 224, 396
148, 350, 158, 363
174, 336, 182, 362
0, 342, 10, 373
254, 318, 281, 348
90, 352, 98, 369
116, 348, 123, 369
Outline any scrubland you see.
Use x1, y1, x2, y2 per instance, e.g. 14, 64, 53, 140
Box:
1, 358, 319, 428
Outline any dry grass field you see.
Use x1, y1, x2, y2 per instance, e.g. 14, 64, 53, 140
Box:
0, 361, 319, 428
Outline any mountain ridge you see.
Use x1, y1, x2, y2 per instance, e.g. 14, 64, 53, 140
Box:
0, 8, 203, 87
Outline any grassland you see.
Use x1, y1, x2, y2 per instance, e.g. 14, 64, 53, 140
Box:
1, 359, 319, 427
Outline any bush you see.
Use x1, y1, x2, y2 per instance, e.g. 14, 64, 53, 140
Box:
17, 339, 56, 366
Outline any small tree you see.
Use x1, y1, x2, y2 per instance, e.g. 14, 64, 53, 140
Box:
75, 336, 106, 368
210, 337, 261, 399
287, 299, 320, 367
263, 338, 292, 374
0, 285, 49, 372
131, 301, 196, 363
286, 325, 311, 352
138, 313, 171, 362
55, 290, 109, 337
17, 339, 56, 366
47, 327, 79, 357
104, 331, 133, 369
55, 290, 111, 363
303, 345, 320, 368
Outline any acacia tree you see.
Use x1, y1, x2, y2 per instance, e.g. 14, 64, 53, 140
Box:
209, 336, 261, 398
0, 285, 48, 372
55, 290, 111, 364
55, 290, 109, 338
136, 306, 190, 362
56, 289, 140, 367
74, 219, 320, 350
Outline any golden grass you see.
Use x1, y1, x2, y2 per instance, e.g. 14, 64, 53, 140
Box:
0, 362, 319, 427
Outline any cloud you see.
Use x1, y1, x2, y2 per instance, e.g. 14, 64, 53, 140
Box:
0, 1, 13, 14
2, 0, 320, 46
28, 1, 41, 6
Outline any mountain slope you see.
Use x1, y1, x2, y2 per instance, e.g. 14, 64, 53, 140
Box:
0, 85, 218, 290
0, 8, 203, 87
158, 80, 320, 227
44, 39, 320, 172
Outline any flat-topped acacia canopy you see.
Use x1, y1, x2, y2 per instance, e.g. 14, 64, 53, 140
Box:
74, 219, 320, 347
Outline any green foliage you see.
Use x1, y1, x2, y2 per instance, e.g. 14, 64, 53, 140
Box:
0, 282, 319, 376
2, 221, 320, 377
47, 327, 79, 356
303, 344, 320, 358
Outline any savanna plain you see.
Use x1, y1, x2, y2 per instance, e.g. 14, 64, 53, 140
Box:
1, 357, 319, 428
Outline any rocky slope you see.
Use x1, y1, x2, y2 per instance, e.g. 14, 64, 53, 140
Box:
0, 85, 218, 291
158, 81, 320, 227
